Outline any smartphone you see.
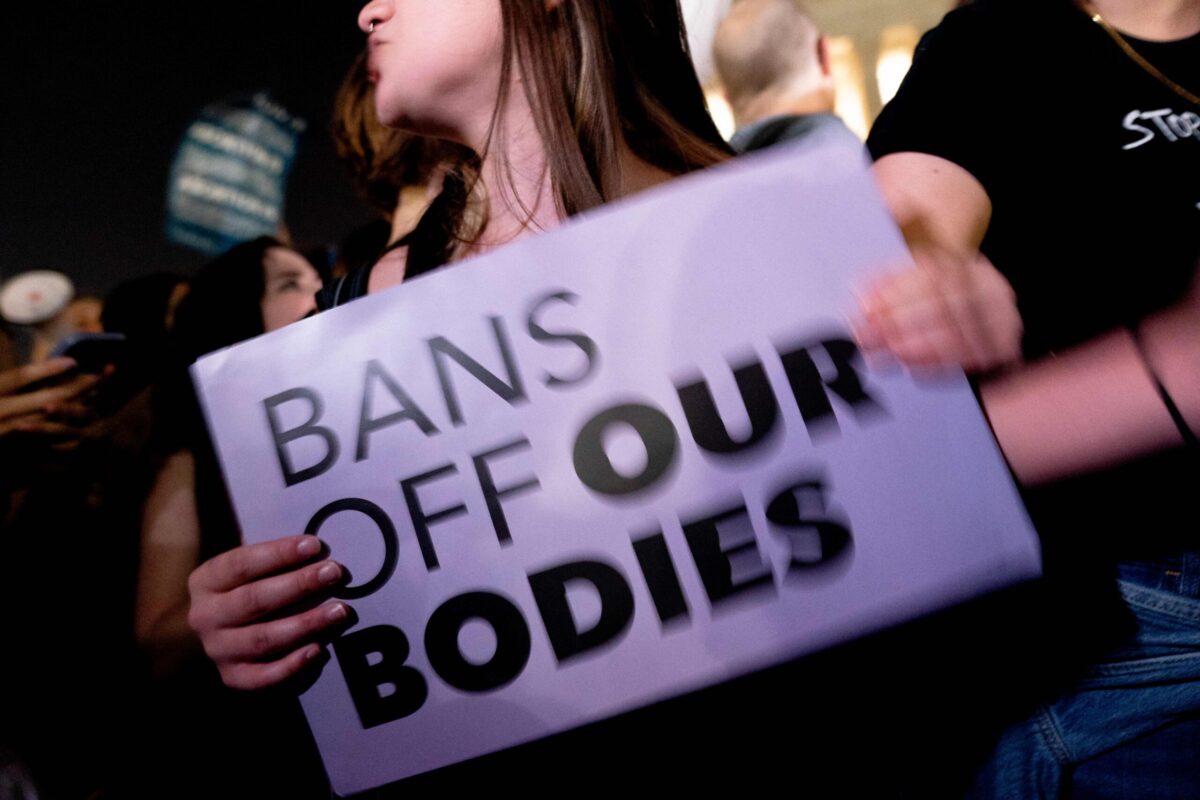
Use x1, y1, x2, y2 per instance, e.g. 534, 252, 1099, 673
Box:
15, 333, 129, 396
49, 333, 128, 374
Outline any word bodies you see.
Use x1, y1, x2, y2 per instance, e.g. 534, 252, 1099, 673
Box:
333, 477, 853, 728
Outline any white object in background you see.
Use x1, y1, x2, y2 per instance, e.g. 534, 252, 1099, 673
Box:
0, 271, 75, 325
876, 24, 920, 106
681, 0, 735, 86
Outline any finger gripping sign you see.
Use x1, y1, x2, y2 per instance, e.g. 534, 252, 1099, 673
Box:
193, 140, 1040, 795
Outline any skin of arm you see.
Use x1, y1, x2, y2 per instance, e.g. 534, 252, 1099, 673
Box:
870, 152, 1198, 486
135, 450, 205, 676
874, 153, 992, 259
980, 269, 1198, 485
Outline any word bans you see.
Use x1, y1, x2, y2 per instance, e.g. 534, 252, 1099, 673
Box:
263, 291, 598, 487
332, 475, 851, 729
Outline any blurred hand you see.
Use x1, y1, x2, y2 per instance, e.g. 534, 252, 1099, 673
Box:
855, 248, 1023, 375
187, 535, 351, 690
0, 358, 103, 439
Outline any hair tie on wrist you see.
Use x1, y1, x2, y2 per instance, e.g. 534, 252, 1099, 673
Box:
1129, 322, 1198, 451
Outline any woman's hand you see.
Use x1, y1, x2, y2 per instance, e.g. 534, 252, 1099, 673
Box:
187, 535, 351, 690
855, 247, 1023, 374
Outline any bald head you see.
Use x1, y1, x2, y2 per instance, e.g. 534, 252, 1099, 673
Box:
713, 0, 831, 126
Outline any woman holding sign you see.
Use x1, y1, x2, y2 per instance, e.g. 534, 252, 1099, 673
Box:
188, 0, 738, 690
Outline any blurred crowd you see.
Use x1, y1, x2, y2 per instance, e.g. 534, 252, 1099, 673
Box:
0, 45, 446, 799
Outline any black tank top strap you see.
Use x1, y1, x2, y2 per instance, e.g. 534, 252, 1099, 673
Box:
317, 179, 461, 310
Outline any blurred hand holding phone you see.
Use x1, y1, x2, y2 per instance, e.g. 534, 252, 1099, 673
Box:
0, 334, 128, 449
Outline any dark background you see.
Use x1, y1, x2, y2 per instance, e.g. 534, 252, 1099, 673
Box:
1, 1, 375, 297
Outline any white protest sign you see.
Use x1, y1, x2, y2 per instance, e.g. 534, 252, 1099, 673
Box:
194, 139, 1040, 795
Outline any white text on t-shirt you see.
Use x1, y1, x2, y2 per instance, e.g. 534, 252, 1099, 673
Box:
1122, 108, 1200, 150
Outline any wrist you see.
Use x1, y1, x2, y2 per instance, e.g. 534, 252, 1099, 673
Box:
1133, 309, 1199, 447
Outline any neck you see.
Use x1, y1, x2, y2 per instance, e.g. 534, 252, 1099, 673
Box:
463, 86, 675, 259
470, 127, 559, 258
1086, 0, 1200, 40
459, 79, 560, 259
734, 86, 834, 129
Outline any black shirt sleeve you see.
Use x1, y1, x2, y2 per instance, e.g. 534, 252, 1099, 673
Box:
866, 3, 1011, 195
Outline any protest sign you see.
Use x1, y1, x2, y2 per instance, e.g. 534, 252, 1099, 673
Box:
166, 92, 305, 254
194, 139, 1040, 795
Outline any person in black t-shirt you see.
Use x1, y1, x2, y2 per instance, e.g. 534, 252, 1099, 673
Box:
864, 0, 1199, 796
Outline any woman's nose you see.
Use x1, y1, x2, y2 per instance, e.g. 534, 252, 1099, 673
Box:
358, 0, 392, 34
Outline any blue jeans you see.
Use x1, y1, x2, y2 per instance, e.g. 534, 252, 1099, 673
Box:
967, 552, 1200, 799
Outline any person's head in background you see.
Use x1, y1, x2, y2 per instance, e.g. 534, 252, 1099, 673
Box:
101, 273, 190, 381
102, 274, 189, 339
158, 237, 320, 451
172, 237, 321, 367
261, 246, 324, 332
65, 296, 104, 335
357, 0, 731, 260
713, 0, 834, 128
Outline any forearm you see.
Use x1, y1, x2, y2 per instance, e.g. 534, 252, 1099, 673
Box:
136, 450, 204, 675
982, 292, 1198, 485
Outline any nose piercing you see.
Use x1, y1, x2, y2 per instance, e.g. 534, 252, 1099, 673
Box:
369, 20, 376, 33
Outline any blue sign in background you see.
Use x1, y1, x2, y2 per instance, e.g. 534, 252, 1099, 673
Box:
166, 92, 306, 255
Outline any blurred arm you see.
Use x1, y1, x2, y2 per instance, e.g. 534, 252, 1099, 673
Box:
872, 151, 1198, 486
980, 271, 1198, 485
135, 450, 204, 676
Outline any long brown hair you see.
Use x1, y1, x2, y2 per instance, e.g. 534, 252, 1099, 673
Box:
445, 0, 732, 247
